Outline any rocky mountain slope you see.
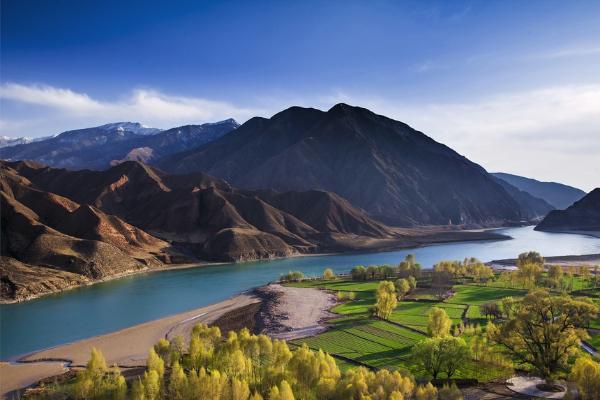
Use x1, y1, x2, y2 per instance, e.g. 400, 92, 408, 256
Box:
0, 120, 238, 170
2, 161, 416, 267
535, 188, 600, 232
0, 161, 174, 301
491, 177, 554, 221
492, 172, 585, 209
158, 103, 541, 226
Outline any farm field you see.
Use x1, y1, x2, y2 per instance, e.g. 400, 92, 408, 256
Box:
287, 278, 523, 381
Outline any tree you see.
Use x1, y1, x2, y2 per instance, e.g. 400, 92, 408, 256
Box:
323, 268, 335, 280
411, 336, 468, 379
147, 348, 165, 378
374, 281, 397, 319
366, 265, 378, 280
395, 278, 411, 300
351, 265, 367, 281
546, 265, 563, 289
579, 266, 591, 289
501, 296, 517, 319
415, 383, 437, 400
516, 251, 544, 288
427, 307, 451, 337
73, 348, 126, 400
488, 289, 599, 379
408, 276, 417, 290
479, 301, 501, 319
438, 337, 470, 379
570, 356, 600, 400
431, 269, 453, 301
438, 383, 463, 400
168, 361, 187, 400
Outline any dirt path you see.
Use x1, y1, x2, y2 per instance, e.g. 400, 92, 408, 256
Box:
1, 294, 259, 399
256, 284, 336, 340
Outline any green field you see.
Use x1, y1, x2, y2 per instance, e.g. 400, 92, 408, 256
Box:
287, 278, 530, 381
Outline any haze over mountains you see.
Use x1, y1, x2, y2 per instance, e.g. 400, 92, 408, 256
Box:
0, 120, 239, 170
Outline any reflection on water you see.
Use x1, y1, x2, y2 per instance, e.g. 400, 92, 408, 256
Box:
1, 226, 599, 359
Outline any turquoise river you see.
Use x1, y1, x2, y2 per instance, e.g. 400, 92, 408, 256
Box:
1, 226, 599, 359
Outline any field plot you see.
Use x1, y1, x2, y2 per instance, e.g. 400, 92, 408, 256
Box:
293, 318, 424, 370
447, 285, 526, 305
389, 302, 466, 332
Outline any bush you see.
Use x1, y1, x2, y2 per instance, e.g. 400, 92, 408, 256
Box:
280, 271, 305, 282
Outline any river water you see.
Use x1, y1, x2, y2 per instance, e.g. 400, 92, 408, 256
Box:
1, 226, 599, 359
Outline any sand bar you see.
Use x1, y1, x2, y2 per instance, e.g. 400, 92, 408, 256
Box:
1, 293, 259, 398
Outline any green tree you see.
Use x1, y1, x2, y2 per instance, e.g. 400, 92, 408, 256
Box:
439, 336, 470, 379
516, 251, 544, 287
488, 289, 598, 379
427, 307, 451, 337
395, 278, 411, 300
351, 265, 367, 281
374, 281, 397, 319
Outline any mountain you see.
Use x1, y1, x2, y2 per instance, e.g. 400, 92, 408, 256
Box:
0, 135, 52, 148
0, 161, 173, 301
535, 188, 600, 233
157, 103, 531, 227
0, 120, 238, 170
492, 172, 585, 210
491, 177, 554, 220
4, 160, 414, 263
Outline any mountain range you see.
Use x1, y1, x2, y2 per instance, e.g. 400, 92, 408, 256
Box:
0, 120, 239, 170
157, 104, 552, 226
491, 172, 585, 209
2, 103, 592, 301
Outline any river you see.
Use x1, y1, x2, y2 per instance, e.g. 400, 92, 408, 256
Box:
1, 226, 599, 359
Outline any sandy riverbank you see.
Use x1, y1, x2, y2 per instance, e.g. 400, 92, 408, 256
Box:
255, 284, 337, 340
1, 293, 259, 398
1, 283, 337, 398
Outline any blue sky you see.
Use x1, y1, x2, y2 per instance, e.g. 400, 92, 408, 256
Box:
1, 0, 599, 190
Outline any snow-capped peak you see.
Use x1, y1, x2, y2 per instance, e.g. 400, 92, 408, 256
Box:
98, 122, 162, 135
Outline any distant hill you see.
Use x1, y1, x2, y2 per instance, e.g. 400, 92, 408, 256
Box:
0, 120, 238, 170
158, 103, 542, 227
535, 188, 600, 232
492, 172, 585, 209
491, 177, 554, 221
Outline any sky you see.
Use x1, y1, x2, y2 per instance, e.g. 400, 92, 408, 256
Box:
1, 0, 599, 191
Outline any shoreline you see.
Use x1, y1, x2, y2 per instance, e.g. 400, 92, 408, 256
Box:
0, 283, 334, 398
1, 227, 511, 305
1, 293, 261, 398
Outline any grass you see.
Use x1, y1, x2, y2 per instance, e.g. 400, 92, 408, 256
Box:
286, 277, 599, 382
447, 285, 526, 305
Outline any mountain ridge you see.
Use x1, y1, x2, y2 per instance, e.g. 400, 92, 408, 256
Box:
157, 103, 547, 226
492, 172, 585, 209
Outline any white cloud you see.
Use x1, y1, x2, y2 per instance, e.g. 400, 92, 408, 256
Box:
0, 83, 262, 131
